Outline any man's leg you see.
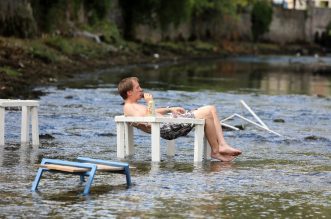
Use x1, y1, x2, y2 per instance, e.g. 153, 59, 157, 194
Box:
193, 106, 236, 162
208, 106, 242, 156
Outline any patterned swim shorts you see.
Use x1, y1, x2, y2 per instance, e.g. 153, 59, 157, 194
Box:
160, 111, 195, 140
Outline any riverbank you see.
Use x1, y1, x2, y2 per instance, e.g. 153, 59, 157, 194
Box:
0, 35, 326, 98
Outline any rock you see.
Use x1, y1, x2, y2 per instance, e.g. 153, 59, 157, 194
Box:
74, 31, 101, 43
235, 124, 245, 130
316, 94, 326, 98
303, 135, 329, 141
305, 135, 318, 140
39, 133, 55, 139
18, 62, 24, 68
97, 133, 116, 137
273, 118, 285, 123
64, 95, 73, 99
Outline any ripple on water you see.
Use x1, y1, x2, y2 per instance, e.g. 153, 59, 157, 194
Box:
1, 64, 331, 218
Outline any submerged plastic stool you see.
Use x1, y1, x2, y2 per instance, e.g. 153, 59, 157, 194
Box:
31, 157, 131, 195
0, 99, 39, 145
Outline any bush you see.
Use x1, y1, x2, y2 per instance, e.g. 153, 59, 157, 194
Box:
44, 36, 109, 58
28, 41, 62, 63
0, 66, 22, 77
251, 0, 273, 42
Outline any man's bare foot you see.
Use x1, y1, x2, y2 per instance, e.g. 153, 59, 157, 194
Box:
219, 144, 242, 156
211, 152, 236, 162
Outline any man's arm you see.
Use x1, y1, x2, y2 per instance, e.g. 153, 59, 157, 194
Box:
156, 107, 186, 115
144, 93, 186, 115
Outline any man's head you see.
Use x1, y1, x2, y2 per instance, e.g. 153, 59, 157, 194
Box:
118, 77, 142, 100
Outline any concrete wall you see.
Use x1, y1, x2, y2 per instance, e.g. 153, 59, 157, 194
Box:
134, 14, 252, 42
263, 7, 306, 43
131, 6, 331, 44
309, 7, 331, 39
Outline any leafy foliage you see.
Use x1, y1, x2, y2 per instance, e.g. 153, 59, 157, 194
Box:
119, 0, 250, 40
251, 0, 273, 42
0, 0, 37, 38
158, 0, 192, 30
31, 0, 67, 33
316, 21, 331, 48
0, 66, 22, 77
81, 0, 112, 25
191, 0, 236, 17
31, 0, 112, 33
119, 0, 192, 39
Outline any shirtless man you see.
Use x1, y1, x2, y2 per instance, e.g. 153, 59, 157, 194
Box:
117, 77, 242, 162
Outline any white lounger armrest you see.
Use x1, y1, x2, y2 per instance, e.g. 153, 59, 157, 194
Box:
114, 115, 205, 125
0, 99, 39, 107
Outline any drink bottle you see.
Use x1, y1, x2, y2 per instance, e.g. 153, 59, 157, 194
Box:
147, 100, 155, 116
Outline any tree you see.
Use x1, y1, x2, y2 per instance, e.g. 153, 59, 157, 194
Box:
0, 0, 37, 38
119, 0, 192, 40
251, 0, 273, 42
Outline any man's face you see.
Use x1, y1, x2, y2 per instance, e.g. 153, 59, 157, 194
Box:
128, 80, 143, 100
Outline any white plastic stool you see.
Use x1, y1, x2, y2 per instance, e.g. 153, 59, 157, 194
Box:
0, 99, 39, 145
114, 116, 207, 162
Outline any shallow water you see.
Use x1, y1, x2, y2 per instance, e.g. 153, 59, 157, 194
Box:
0, 55, 331, 218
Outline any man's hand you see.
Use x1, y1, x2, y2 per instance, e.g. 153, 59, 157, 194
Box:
170, 107, 185, 114
143, 93, 153, 103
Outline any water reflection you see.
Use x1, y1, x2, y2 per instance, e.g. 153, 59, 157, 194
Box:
0, 145, 3, 167
1, 56, 330, 218
260, 71, 331, 95
59, 55, 331, 96
0, 143, 39, 167
206, 161, 235, 172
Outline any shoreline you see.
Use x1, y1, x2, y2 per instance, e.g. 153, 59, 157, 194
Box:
0, 36, 328, 99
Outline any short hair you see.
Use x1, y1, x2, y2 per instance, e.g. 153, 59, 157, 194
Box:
117, 77, 139, 100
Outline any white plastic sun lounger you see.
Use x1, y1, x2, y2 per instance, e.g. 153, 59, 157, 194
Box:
221, 100, 282, 137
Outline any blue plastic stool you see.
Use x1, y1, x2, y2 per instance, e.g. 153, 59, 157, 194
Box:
31, 157, 131, 195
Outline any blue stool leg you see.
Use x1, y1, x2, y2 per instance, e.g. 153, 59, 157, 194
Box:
76, 157, 132, 187
124, 166, 131, 187
31, 168, 45, 192
82, 167, 97, 196
80, 175, 85, 183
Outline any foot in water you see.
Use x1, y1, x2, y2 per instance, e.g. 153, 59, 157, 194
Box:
211, 152, 236, 162
219, 144, 242, 156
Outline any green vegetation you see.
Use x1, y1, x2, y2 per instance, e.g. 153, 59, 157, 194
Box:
0, 35, 113, 65
119, 0, 192, 39
317, 20, 331, 48
0, 1, 37, 38
31, 0, 68, 33
2, 0, 255, 43
79, 0, 112, 25
119, 0, 250, 40
191, 0, 236, 18
251, 0, 273, 42
31, 0, 114, 37
28, 40, 64, 63
326, 21, 331, 36
0, 66, 22, 77
155, 40, 218, 56
81, 20, 122, 44
44, 36, 110, 58
158, 0, 192, 30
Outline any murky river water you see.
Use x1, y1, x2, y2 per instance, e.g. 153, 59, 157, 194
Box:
1, 56, 330, 218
